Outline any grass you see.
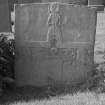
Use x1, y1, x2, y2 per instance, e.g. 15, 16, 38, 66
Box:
2, 91, 105, 105
0, 83, 105, 105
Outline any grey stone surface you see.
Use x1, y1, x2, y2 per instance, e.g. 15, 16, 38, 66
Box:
0, 0, 11, 32
15, 3, 97, 87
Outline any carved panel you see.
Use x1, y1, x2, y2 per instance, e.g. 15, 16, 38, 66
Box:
15, 3, 49, 42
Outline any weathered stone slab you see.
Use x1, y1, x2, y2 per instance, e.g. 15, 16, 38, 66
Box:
15, 2, 97, 87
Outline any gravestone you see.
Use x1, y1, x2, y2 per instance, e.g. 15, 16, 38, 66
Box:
15, 2, 97, 87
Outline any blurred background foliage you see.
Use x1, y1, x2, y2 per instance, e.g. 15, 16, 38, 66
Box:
0, 34, 15, 79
